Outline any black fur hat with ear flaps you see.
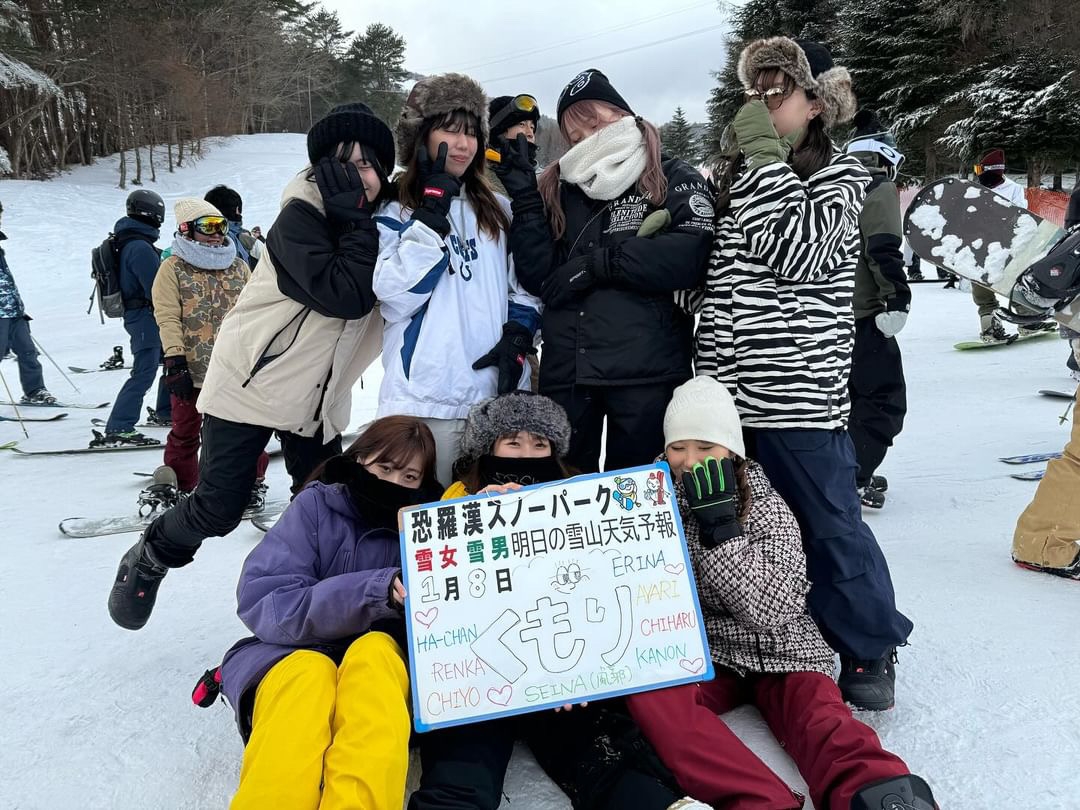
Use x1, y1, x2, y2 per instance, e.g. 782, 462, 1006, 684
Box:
395, 73, 489, 167
737, 36, 856, 128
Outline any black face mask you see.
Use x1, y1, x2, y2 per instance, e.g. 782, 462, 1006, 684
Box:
322, 456, 439, 530
477, 454, 564, 488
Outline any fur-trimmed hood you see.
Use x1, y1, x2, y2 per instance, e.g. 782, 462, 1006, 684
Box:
737, 36, 856, 128
395, 72, 489, 167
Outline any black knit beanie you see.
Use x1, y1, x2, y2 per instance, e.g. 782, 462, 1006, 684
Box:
306, 102, 395, 175
556, 69, 633, 125
488, 95, 541, 140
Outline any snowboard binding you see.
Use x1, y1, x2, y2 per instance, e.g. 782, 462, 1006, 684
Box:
136, 466, 181, 517
100, 345, 125, 370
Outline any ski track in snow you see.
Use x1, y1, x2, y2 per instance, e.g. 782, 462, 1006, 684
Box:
2, 135, 1079, 809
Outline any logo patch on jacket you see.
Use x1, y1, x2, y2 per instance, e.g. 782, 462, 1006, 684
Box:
605, 198, 649, 235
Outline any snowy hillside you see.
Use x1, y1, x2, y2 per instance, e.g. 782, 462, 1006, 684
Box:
1, 135, 1078, 809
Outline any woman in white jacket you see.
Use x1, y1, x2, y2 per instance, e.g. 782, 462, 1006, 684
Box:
108, 102, 399, 633
374, 73, 542, 485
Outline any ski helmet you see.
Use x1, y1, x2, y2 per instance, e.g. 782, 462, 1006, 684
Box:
126, 189, 166, 227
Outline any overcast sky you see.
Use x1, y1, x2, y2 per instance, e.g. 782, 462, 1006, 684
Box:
321, 1, 734, 125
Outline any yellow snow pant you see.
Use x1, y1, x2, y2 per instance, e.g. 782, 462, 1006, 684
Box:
1012, 389, 1080, 570
231, 631, 411, 810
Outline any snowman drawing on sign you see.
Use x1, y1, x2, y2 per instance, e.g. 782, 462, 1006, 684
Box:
644, 470, 666, 506
611, 476, 640, 511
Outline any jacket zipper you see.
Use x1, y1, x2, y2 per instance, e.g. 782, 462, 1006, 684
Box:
241, 308, 310, 388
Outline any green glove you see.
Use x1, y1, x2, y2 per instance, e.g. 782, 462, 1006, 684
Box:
732, 100, 802, 171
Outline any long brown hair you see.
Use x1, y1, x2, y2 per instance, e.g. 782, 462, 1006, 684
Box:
538, 101, 668, 240
306, 416, 439, 488
396, 110, 509, 241
711, 69, 833, 214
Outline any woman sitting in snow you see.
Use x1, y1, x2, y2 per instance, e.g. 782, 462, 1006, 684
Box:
219, 417, 442, 810
624, 376, 936, 810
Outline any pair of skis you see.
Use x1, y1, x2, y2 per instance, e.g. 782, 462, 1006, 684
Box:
1000, 451, 1061, 481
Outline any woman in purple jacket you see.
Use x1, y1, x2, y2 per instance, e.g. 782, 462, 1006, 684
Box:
221, 416, 441, 810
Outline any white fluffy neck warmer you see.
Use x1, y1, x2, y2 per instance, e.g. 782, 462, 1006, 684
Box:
558, 115, 646, 201
172, 235, 236, 270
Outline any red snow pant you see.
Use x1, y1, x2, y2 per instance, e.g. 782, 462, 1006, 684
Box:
166, 388, 269, 493
625, 669, 910, 810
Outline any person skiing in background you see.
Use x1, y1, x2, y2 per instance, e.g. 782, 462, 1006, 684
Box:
107, 102, 396, 632
625, 376, 938, 810
844, 109, 910, 509
94, 189, 172, 447
695, 36, 912, 710
221, 417, 442, 810
971, 148, 1055, 343
151, 197, 269, 499
504, 68, 714, 474
0, 199, 57, 406
373, 72, 541, 486
204, 184, 262, 269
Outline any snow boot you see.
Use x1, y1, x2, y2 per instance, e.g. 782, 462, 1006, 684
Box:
108, 534, 168, 630
870, 474, 888, 493
20, 388, 57, 405
851, 774, 936, 810
839, 648, 897, 711
858, 485, 885, 509
89, 429, 161, 448
100, 345, 125, 370
144, 406, 172, 427
979, 315, 1013, 344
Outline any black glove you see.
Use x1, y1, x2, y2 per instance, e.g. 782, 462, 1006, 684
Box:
313, 157, 373, 232
411, 142, 463, 238
681, 456, 743, 548
472, 321, 537, 394
491, 134, 539, 199
163, 355, 195, 402
541, 250, 611, 309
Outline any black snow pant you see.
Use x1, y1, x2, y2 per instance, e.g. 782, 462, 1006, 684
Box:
544, 382, 681, 474
408, 704, 681, 810
743, 427, 913, 661
143, 414, 341, 568
847, 316, 907, 487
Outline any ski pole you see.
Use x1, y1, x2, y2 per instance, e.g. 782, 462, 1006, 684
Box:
30, 335, 80, 393
0, 367, 29, 438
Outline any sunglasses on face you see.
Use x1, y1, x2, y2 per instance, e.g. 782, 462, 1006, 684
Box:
490, 94, 539, 132
744, 86, 790, 111
187, 216, 229, 236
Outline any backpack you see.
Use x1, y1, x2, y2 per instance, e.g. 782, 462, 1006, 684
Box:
90, 232, 158, 319
1020, 229, 1080, 309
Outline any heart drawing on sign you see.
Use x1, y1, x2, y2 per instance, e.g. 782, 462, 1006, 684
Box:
487, 685, 513, 706
663, 563, 685, 576
413, 608, 439, 629
679, 658, 704, 674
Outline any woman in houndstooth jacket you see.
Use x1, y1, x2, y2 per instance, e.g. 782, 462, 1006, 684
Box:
623, 376, 937, 810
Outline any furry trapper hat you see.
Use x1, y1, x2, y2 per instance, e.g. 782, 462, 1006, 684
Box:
460, 391, 572, 462
737, 36, 856, 128
396, 73, 489, 167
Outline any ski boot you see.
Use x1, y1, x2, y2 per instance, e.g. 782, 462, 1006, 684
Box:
145, 406, 172, 427
100, 345, 125, 370
246, 479, 269, 513
979, 315, 1014, 345
108, 533, 168, 630
851, 774, 937, 810
839, 647, 898, 711
870, 474, 888, 493
858, 485, 885, 509
137, 465, 180, 516
20, 388, 57, 405
89, 429, 161, 448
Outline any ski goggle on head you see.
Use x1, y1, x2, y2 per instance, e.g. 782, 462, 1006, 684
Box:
182, 216, 229, 236
490, 94, 539, 132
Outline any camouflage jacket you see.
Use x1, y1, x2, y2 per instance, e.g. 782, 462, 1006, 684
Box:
151, 251, 250, 386
0, 237, 26, 319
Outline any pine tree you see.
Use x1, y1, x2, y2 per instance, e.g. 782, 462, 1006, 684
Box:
341, 23, 409, 125
662, 106, 699, 164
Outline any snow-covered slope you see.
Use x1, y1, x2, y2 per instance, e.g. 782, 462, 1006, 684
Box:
1, 135, 1077, 809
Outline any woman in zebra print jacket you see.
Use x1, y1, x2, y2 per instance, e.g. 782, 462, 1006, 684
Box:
694, 37, 914, 714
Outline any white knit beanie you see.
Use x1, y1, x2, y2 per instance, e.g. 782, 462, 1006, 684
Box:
663, 375, 745, 458
174, 197, 222, 224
